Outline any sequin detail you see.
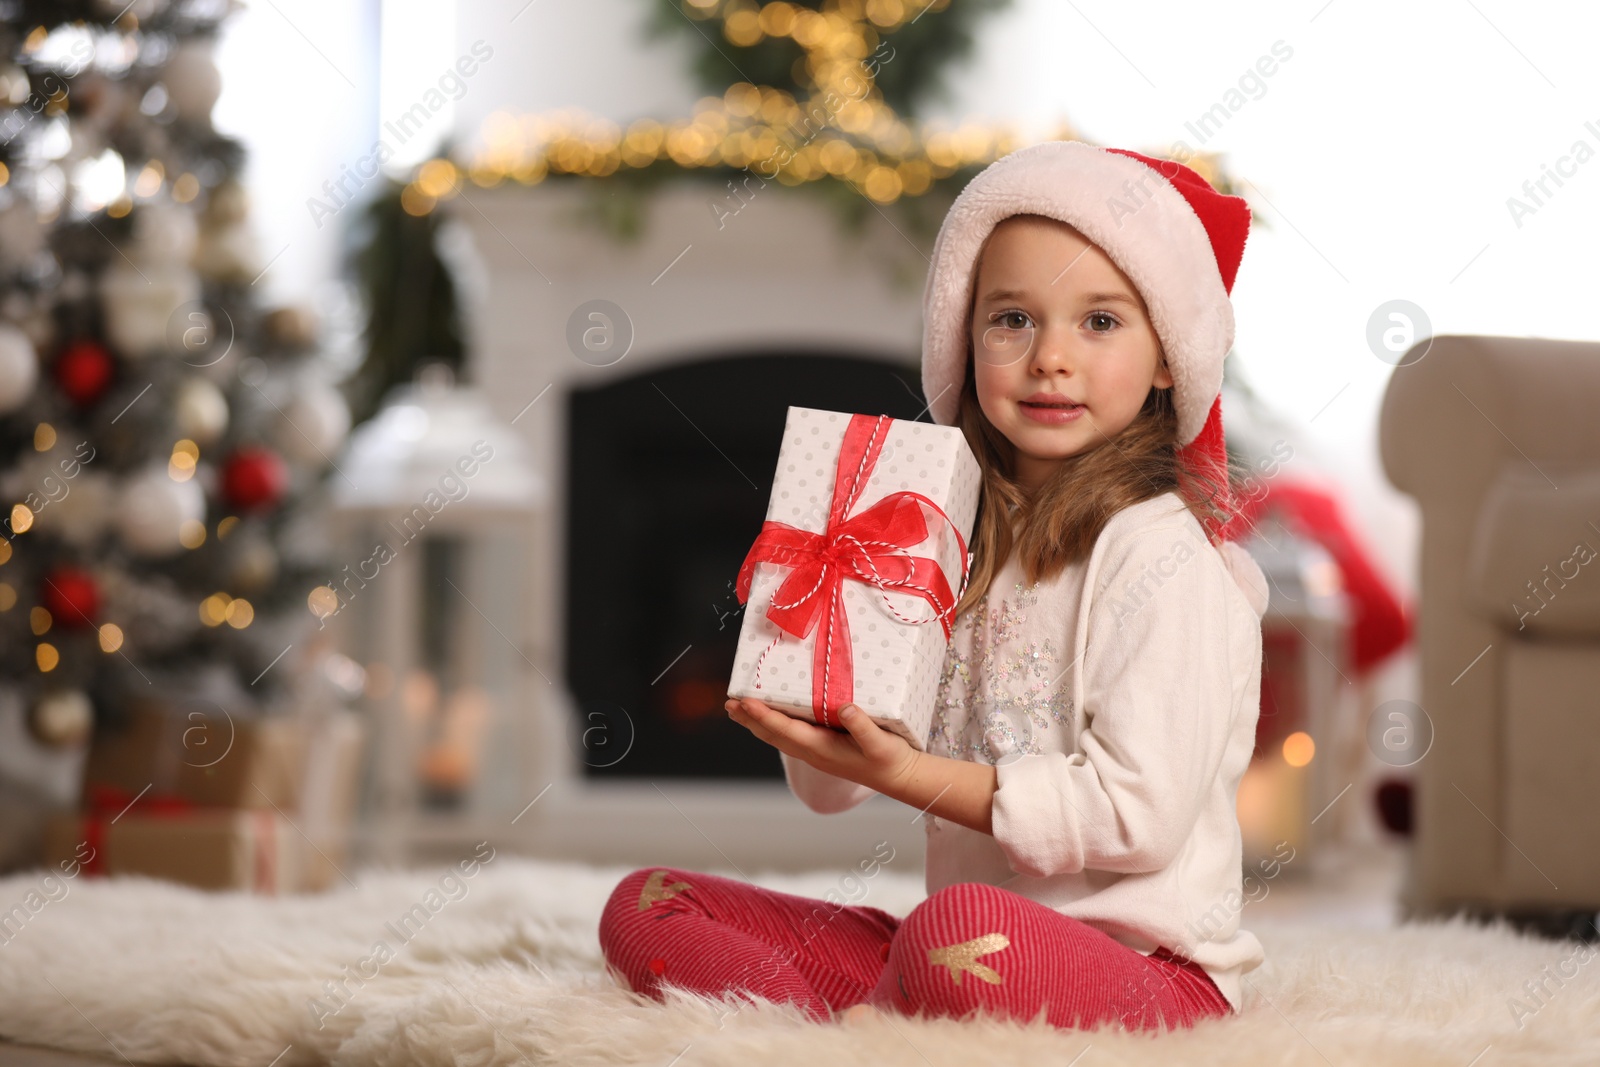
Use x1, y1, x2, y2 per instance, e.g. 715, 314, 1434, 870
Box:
637, 870, 692, 911
927, 932, 1010, 986
928, 579, 1076, 765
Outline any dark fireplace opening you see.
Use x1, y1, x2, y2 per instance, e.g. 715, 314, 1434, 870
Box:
565, 351, 934, 780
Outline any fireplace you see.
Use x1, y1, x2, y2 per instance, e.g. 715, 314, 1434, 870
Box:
454, 178, 944, 871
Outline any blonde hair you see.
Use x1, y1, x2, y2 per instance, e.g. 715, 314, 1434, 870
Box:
949, 226, 1244, 620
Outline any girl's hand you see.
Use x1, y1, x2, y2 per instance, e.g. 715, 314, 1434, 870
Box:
724, 696, 921, 796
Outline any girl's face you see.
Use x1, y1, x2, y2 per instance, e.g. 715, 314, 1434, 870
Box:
969, 215, 1171, 492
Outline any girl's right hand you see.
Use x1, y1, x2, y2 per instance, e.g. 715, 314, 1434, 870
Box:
725, 696, 921, 797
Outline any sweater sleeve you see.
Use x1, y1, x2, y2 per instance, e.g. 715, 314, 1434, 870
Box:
989, 522, 1241, 877
781, 752, 878, 814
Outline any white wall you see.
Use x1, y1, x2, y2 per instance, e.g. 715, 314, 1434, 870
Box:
453, 0, 702, 136
924, 0, 1600, 597
212, 0, 380, 317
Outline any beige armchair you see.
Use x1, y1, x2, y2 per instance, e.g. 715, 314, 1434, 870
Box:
1379, 333, 1600, 935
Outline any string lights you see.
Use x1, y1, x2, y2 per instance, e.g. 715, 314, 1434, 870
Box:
399, 0, 1146, 211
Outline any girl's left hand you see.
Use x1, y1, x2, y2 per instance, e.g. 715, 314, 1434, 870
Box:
724, 696, 920, 796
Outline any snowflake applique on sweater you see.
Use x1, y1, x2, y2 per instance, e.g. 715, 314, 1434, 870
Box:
929, 579, 1076, 765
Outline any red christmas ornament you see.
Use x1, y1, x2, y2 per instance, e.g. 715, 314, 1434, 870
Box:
40, 566, 100, 629
221, 446, 289, 512
54, 339, 115, 407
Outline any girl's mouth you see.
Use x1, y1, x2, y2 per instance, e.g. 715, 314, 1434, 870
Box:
1018, 400, 1086, 424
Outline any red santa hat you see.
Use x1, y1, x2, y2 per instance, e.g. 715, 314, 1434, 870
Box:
920, 140, 1252, 542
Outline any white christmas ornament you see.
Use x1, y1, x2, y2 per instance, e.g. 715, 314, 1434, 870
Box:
274, 379, 350, 466
162, 38, 222, 123
195, 180, 261, 284
0, 323, 38, 412
29, 689, 94, 749
131, 199, 199, 267
0, 202, 45, 273
35, 469, 115, 549
0, 63, 28, 106
174, 376, 229, 444
116, 466, 205, 557
0, 451, 56, 507
194, 218, 262, 284
1, 292, 57, 353
101, 262, 200, 358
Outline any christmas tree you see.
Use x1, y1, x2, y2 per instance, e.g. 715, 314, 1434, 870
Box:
0, 2, 349, 753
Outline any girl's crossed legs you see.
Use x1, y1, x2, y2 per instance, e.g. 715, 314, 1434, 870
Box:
599, 866, 1231, 1031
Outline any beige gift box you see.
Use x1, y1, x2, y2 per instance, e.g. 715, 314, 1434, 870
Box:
728, 407, 980, 750
44, 809, 305, 894
43, 707, 366, 895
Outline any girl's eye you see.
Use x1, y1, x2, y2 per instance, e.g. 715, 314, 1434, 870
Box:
1086, 312, 1119, 333
995, 310, 1031, 329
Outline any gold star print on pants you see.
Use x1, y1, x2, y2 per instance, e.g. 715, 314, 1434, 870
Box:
927, 932, 1010, 986
637, 870, 692, 911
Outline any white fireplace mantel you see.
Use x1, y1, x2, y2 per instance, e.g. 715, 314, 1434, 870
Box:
451, 176, 946, 873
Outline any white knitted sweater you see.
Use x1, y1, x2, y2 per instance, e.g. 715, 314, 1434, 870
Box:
782, 490, 1270, 1013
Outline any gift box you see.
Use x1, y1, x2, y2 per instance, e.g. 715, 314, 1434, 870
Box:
43, 805, 304, 894
295, 708, 367, 892
80, 698, 306, 811
42, 707, 367, 895
729, 407, 981, 749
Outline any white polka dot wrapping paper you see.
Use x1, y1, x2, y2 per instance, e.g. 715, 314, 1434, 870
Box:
729, 406, 981, 751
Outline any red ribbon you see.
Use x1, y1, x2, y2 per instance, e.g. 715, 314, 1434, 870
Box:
735, 412, 971, 726
250, 809, 279, 894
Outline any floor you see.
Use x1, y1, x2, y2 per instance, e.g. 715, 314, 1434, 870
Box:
0, 1046, 135, 1067
1247, 837, 1408, 930
0, 841, 1414, 1066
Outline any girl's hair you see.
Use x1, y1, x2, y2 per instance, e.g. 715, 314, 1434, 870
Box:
949, 222, 1244, 619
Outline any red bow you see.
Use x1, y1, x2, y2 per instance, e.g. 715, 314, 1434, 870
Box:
735, 412, 970, 726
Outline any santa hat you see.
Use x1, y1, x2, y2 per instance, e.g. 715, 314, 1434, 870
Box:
920, 140, 1252, 542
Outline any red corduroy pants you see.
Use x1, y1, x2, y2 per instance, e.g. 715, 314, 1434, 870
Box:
598, 866, 1233, 1031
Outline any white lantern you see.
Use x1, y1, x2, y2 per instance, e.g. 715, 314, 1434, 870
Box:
328, 363, 545, 865
1234, 511, 1353, 872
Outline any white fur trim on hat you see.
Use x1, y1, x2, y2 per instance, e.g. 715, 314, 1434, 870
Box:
920, 141, 1233, 446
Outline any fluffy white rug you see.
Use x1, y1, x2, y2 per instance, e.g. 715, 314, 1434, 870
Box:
0, 854, 1596, 1066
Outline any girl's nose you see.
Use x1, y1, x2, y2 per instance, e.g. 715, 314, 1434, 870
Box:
1029, 330, 1075, 374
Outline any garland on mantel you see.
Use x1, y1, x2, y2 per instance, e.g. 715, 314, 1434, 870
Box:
405, 0, 1258, 261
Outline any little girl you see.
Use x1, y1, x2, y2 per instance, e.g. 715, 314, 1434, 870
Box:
599, 140, 1269, 1033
